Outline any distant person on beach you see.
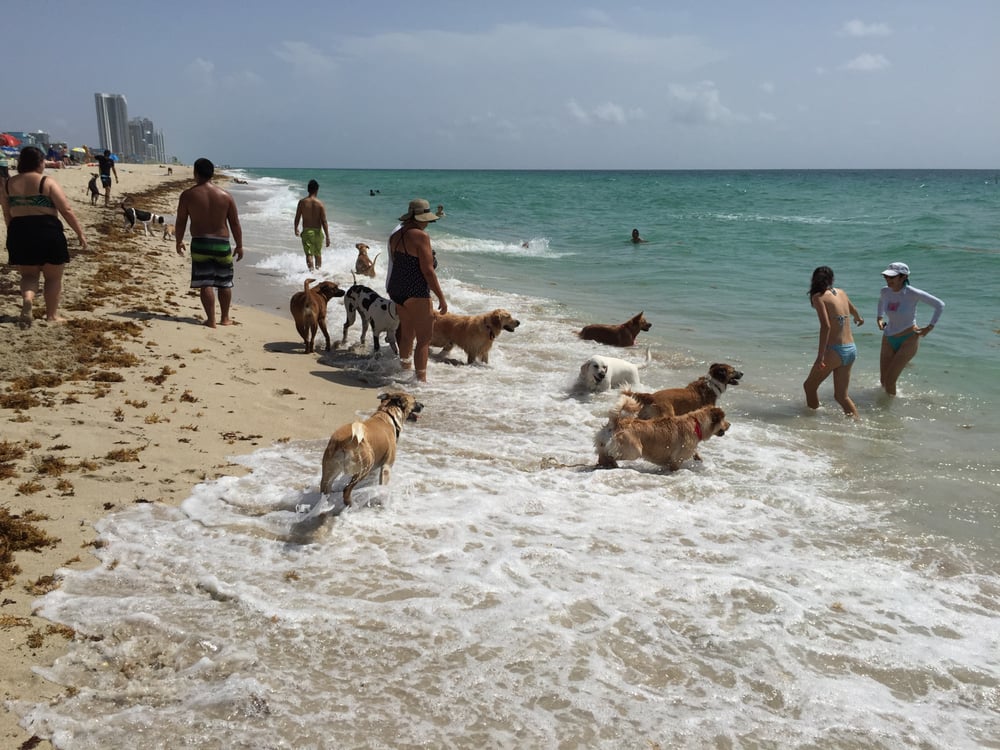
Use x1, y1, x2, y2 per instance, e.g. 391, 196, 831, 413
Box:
803, 266, 864, 418
95, 150, 118, 207
876, 262, 945, 396
387, 198, 447, 382
1, 146, 88, 327
631, 228, 647, 244
293, 179, 330, 271
436, 204, 446, 218
175, 157, 244, 328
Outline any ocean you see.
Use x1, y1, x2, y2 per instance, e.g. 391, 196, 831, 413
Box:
17, 169, 1000, 748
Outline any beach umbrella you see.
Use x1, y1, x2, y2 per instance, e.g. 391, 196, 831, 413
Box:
1, 145, 18, 157
71, 146, 87, 154
109, 153, 119, 162
0, 133, 21, 147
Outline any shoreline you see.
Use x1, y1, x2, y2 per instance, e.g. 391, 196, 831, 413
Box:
0, 163, 369, 748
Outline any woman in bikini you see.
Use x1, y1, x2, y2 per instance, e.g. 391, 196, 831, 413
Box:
386, 199, 447, 382
1, 146, 88, 327
803, 266, 864, 418
876, 262, 945, 396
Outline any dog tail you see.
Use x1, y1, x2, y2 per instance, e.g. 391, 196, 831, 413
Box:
350, 422, 366, 444
612, 392, 643, 419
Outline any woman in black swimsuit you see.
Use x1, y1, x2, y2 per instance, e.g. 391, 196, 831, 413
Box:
1, 146, 88, 327
387, 198, 447, 382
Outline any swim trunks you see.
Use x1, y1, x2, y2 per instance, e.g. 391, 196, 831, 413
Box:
189, 237, 234, 289
827, 343, 857, 367
100, 174, 112, 188
300, 227, 323, 257
5, 215, 70, 266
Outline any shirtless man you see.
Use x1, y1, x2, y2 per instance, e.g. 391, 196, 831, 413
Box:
293, 179, 330, 271
175, 158, 244, 328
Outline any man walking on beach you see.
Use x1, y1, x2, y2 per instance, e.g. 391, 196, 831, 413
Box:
95, 150, 118, 207
175, 158, 244, 328
293, 179, 330, 271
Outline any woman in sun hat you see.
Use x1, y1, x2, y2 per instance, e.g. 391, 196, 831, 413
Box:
387, 198, 447, 382
876, 261, 945, 395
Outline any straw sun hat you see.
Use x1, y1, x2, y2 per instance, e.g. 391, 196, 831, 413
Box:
399, 198, 439, 222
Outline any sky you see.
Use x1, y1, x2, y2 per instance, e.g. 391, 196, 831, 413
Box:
5, 1, 999, 169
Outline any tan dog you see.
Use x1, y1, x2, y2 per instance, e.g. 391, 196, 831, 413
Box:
354, 243, 379, 278
595, 401, 730, 471
622, 363, 743, 418
289, 278, 345, 353
578, 311, 651, 347
431, 308, 521, 364
319, 392, 423, 506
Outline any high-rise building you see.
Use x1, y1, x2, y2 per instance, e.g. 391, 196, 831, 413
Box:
128, 117, 166, 163
94, 93, 129, 155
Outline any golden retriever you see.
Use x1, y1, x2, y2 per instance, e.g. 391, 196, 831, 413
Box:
319, 392, 423, 506
622, 362, 743, 418
354, 243, 379, 278
595, 401, 730, 471
578, 311, 651, 347
431, 308, 521, 364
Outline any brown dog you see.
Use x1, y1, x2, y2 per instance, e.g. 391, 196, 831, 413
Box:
289, 278, 345, 353
622, 363, 743, 419
319, 392, 423, 506
431, 308, 521, 364
354, 243, 379, 278
578, 312, 651, 347
595, 401, 730, 471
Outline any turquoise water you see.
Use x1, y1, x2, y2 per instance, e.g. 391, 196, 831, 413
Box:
19, 170, 1000, 748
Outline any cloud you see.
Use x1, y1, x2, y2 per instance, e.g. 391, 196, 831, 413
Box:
667, 81, 743, 125
760, 81, 775, 94
841, 19, 891, 37
842, 53, 890, 72
273, 41, 337, 75
567, 100, 643, 126
187, 58, 215, 77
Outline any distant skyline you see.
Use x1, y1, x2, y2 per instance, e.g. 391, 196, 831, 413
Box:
4, 1, 999, 170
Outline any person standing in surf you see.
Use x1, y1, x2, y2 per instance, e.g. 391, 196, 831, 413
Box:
876, 262, 945, 395
803, 265, 864, 418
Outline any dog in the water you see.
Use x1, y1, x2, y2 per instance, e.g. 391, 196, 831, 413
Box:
595, 401, 730, 471
430, 308, 521, 364
354, 243, 379, 278
319, 391, 423, 506
339, 281, 399, 355
577, 312, 651, 347
621, 363, 743, 418
575, 348, 652, 392
289, 278, 345, 353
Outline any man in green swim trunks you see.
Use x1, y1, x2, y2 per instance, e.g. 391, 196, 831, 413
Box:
175, 157, 244, 328
293, 179, 330, 271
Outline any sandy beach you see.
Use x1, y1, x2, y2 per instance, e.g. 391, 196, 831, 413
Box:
0, 163, 366, 748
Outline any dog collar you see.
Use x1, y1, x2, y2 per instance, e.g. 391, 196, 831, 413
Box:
691, 417, 703, 441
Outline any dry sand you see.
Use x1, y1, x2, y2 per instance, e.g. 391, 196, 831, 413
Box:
0, 163, 368, 748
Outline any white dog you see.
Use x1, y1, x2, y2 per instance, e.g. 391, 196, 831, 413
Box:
575, 347, 652, 392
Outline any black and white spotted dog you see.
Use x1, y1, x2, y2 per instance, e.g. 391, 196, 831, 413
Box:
121, 202, 167, 237
338, 282, 399, 355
